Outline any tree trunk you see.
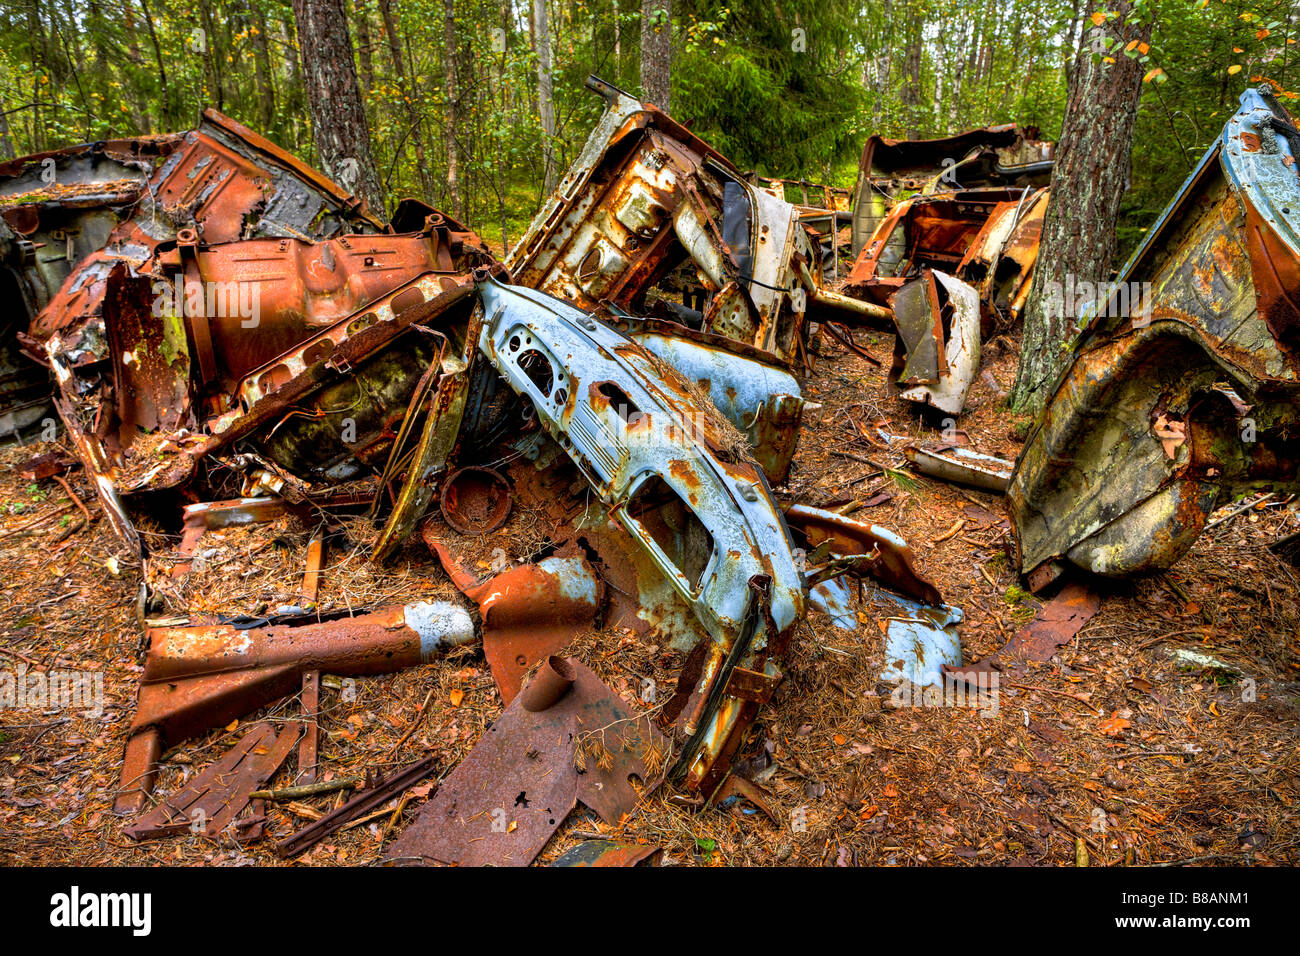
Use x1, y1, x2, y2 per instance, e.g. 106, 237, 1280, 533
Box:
252, 10, 277, 131
901, 11, 922, 138
290, 0, 386, 216
534, 0, 558, 194
1007, 5, 1148, 417
355, 0, 375, 95
442, 0, 464, 219
137, 0, 171, 129
197, 0, 224, 110
639, 0, 671, 114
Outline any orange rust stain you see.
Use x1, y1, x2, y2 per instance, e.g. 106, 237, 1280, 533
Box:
668, 459, 701, 490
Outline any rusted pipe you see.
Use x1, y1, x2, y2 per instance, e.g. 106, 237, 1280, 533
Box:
520, 656, 576, 712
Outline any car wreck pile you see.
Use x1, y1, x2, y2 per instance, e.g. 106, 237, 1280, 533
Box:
3, 77, 1297, 864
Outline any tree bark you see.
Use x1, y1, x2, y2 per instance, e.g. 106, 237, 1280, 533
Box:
251, 9, 277, 132
534, 0, 558, 194
639, 0, 671, 114
355, 0, 375, 95
901, 13, 922, 138
290, 0, 386, 215
1007, 4, 1148, 416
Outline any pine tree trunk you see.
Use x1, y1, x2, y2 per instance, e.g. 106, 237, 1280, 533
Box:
252, 10, 277, 132
290, 0, 386, 216
534, 0, 558, 194
355, 0, 375, 95
1007, 4, 1148, 417
639, 0, 671, 113
901, 12, 922, 138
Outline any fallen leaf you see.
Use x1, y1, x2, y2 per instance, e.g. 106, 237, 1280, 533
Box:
449, 689, 464, 707
1098, 711, 1131, 737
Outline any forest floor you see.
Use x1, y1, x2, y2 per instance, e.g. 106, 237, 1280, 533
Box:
1, 327, 1297, 867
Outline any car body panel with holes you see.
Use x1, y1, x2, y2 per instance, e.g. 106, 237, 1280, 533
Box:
1009, 87, 1300, 587
475, 273, 805, 792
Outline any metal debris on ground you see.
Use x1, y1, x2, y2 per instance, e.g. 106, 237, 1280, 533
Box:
125, 720, 302, 842
386, 657, 669, 867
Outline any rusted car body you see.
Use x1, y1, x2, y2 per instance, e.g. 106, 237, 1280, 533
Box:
13, 109, 495, 555
848, 124, 1054, 258
0, 132, 185, 441
508, 77, 820, 370
474, 274, 805, 793
1009, 87, 1300, 586
504, 77, 893, 479
838, 185, 1049, 416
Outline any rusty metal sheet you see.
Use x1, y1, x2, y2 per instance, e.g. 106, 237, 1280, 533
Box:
386, 657, 668, 866
423, 521, 605, 703
784, 503, 944, 607
125, 720, 301, 841
298, 670, 320, 786
904, 441, 1012, 493
1001, 581, 1103, 663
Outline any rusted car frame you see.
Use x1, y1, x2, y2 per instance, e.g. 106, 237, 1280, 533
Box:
1009, 87, 1300, 586
475, 273, 805, 793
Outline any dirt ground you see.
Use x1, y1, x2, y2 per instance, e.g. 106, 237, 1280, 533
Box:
1, 327, 1297, 867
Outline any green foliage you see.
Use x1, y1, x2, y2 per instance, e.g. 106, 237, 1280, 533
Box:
0, 0, 1280, 269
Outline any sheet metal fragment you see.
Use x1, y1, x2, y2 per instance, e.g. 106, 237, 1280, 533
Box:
386, 657, 668, 866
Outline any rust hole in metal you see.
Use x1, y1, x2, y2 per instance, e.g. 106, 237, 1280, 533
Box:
593, 381, 643, 424
347, 311, 379, 334
301, 338, 334, 366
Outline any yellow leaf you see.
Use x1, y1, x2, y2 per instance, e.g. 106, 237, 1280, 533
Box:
1125, 39, 1138, 52
1143, 67, 1165, 82
225, 719, 239, 732
1257, 29, 1270, 40
1103, 56, 1116, 64
507, 820, 517, 832
449, 689, 464, 707
833, 733, 846, 745
1228, 64, 1243, 75
1138, 42, 1150, 55
1090, 11, 1105, 26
